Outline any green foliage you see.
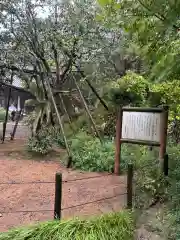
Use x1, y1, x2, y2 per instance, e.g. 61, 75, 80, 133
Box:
46, 126, 66, 148
92, 105, 116, 137
0, 211, 134, 240
0, 107, 6, 122
69, 131, 148, 173
150, 81, 180, 142
108, 71, 149, 106
151, 80, 180, 112
134, 152, 167, 209
71, 114, 90, 133
27, 130, 52, 155
70, 132, 115, 172
26, 125, 74, 154
98, 0, 180, 80
167, 144, 180, 239
23, 112, 36, 128
25, 82, 53, 136
133, 144, 180, 239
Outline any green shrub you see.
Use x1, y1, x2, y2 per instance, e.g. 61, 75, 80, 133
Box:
26, 130, 52, 155
0, 107, 6, 122
74, 113, 89, 129
47, 126, 66, 148
70, 132, 115, 172
0, 211, 134, 240
166, 144, 180, 239
69, 132, 146, 173
134, 152, 168, 209
26, 125, 71, 154
133, 144, 180, 239
92, 105, 117, 137
108, 71, 149, 106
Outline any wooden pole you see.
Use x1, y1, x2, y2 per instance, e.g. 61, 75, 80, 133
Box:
159, 106, 169, 160
127, 163, 133, 209
59, 93, 72, 125
73, 75, 103, 143
114, 108, 123, 175
75, 66, 109, 111
54, 173, 62, 220
45, 75, 71, 158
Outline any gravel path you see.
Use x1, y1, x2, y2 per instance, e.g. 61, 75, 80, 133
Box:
0, 122, 29, 139
0, 141, 126, 231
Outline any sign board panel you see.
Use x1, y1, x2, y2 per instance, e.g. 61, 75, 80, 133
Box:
121, 111, 161, 143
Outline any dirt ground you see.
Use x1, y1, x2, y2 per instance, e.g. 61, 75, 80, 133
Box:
0, 122, 29, 140
0, 140, 126, 232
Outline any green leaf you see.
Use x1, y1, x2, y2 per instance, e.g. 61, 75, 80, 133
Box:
114, 3, 121, 9
97, 0, 110, 6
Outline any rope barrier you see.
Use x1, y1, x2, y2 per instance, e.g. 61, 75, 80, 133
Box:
0, 192, 127, 214
0, 173, 114, 185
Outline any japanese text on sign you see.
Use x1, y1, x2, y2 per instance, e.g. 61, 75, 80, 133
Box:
121, 111, 161, 142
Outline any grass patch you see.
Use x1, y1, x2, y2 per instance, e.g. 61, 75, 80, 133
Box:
0, 211, 134, 240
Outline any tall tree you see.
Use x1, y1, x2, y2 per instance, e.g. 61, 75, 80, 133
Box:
97, 0, 180, 81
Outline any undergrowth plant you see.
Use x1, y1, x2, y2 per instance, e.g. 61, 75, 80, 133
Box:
47, 126, 67, 148
108, 71, 149, 106
0, 107, 6, 122
133, 144, 180, 239
134, 152, 168, 209
70, 132, 115, 172
167, 144, 180, 239
69, 132, 148, 173
26, 126, 71, 155
26, 130, 52, 155
0, 211, 134, 240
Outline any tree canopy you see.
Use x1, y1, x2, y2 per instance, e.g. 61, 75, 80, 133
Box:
97, 0, 180, 81
1, 0, 180, 143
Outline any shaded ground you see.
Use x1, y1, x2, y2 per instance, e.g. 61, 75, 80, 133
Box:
0, 140, 126, 232
136, 205, 169, 240
0, 122, 29, 140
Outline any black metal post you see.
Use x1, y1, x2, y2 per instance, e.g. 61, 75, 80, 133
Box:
127, 163, 133, 209
67, 156, 72, 168
54, 173, 62, 220
163, 153, 169, 176
10, 110, 22, 140
2, 88, 11, 143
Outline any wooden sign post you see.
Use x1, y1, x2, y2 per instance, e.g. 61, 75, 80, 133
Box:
114, 106, 169, 175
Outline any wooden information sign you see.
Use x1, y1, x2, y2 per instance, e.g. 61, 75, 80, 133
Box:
114, 106, 169, 175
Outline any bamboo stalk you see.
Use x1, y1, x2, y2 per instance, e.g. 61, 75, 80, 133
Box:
72, 75, 103, 143
59, 93, 72, 125
75, 66, 108, 111
44, 75, 71, 157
